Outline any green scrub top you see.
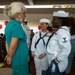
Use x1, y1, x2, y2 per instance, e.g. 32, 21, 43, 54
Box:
5, 19, 28, 66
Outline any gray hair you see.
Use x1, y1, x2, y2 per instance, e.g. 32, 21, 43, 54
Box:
4, 2, 26, 18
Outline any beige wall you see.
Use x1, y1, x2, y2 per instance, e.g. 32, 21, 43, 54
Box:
0, 14, 75, 33
26, 14, 75, 32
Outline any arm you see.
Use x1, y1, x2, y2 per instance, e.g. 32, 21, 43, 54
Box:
5, 41, 9, 54
6, 38, 19, 65
31, 33, 37, 52
8, 38, 19, 58
56, 29, 71, 62
31, 33, 38, 57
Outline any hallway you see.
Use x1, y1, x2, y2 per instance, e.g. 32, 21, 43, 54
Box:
0, 56, 75, 75
29, 56, 75, 75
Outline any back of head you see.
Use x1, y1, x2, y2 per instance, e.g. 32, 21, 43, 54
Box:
4, 2, 26, 18
53, 10, 69, 26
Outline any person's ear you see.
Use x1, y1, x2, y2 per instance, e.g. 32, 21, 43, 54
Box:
59, 19, 62, 23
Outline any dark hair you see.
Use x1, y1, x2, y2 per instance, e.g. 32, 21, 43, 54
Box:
58, 17, 69, 27
24, 21, 28, 24
68, 17, 75, 35
68, 17, 75, 26
46, 23, 53, 32
47, 26, 52, 32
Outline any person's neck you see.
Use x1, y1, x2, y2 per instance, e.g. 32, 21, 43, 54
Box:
42, 29, 47, 32
15, 17, 19, 21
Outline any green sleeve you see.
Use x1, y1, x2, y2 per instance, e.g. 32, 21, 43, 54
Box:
11, 23, 25, 39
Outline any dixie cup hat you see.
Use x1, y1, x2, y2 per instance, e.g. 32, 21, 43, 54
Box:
53, 10, 69, 17
39, 18, 51, 24
24, 19, 28, 22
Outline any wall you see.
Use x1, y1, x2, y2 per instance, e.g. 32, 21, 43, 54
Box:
0, 14, 75, 33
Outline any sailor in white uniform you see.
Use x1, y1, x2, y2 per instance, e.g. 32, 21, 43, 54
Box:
31, 18, 52, 75
22, 20, 31, 49
22, 20, 31, 74
47, 10, 71, 75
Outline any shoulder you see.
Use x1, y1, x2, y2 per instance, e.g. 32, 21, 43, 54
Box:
59, 26, 69, 32
46, 32, 52, 37
57, 26, 69, 34
9, 20, 21, 26
9, 20, 23, 31
56, 27, 70, 39
35, 31, 40, 35
33, 31, 39, 37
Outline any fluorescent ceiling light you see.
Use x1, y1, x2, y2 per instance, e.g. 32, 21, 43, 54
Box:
0, 5, 5, 8
0, 5, 53, 8
25, 5, 53, 8
0, 4, 75, 9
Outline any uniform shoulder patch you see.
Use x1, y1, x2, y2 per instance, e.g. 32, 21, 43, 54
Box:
63, 37, 68, 43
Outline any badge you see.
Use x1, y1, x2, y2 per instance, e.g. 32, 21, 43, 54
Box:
63, 37, 68, 43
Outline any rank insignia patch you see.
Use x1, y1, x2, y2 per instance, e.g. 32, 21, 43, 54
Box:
63, 37, 68, 43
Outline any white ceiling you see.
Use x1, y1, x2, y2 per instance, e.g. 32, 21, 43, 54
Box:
0, 0, 75, 20
0, 0, 75, 33
0, 0, 75, 14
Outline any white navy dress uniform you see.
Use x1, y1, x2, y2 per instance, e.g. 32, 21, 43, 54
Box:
47, 11, 71, 73
22, 20, 31, 49
31, 18, 52, 75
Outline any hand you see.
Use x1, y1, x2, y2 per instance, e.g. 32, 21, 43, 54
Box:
38, 54, 45, 59
53, 59, 58, 65
6, 56, 12, 65
31, 54, 35, 58
4, 55, 8, 61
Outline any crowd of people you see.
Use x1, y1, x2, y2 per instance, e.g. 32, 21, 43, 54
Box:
0, 33, 7, 67
0, 1, 75, 75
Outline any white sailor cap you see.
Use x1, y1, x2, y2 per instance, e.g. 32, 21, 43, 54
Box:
24, 19, 28, 22
39, 18, 51, 24
53, 10, 69, 17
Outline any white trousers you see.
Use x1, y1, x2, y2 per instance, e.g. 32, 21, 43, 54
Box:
34, 56, 48, 75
